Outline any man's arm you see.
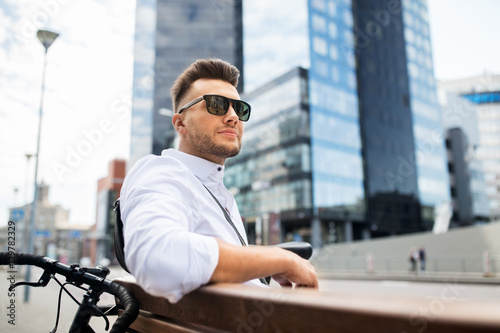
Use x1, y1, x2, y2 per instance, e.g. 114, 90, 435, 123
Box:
210, 239, 318, 288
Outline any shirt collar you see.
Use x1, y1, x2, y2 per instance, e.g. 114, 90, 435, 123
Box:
161, 149, 224, 183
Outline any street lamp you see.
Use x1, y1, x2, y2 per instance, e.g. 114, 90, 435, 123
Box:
24, 29, 59, 303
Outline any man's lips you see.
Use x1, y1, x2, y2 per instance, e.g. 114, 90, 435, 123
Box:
217, 129, 238, 137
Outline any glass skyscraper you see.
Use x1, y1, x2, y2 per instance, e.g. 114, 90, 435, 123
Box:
129, 0, 243, 167
231, 0, 451, 245
401, 0, 450, 227
241, 0, 365, 246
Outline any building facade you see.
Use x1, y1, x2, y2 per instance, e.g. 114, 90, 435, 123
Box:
233, 0, 450, 245
445, 127, 490, 226
242, 0, 365, 247
226, 67, 315, 245
439, 74, 500, 221
129, 0, 244, 168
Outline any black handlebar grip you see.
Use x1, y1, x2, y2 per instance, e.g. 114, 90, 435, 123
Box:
107, 281, 139, 333
0, 252, 11, 265
0, 252, 52, 269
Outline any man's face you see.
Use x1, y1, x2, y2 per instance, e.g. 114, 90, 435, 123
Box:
174, 78, 245, 164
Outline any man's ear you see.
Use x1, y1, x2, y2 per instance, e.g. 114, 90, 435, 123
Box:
172, 113, 186, 134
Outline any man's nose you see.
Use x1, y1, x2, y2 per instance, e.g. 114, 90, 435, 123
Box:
224, 104, 239, 123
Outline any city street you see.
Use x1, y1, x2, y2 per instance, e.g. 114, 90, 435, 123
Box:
1, 266, 499, 332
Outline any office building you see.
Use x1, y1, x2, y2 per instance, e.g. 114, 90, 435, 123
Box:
439, 73, 500, 221
226, 67, 319, 245
230, 0, 450, 245
445, 127, 490, 226
241, 0, 364, 247
438, 90, 490, 226
129, 0, 244, 167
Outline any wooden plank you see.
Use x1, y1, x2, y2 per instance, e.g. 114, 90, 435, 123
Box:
124, 310, 227, 333
116, 280, 500, 333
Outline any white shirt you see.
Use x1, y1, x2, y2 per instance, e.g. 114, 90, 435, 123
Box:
120, 149, 264, 303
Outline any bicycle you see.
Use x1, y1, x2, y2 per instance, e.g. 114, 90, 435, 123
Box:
0, 251, 139, 333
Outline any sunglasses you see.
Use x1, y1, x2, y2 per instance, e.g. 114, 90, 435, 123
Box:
178, 94, 251, 122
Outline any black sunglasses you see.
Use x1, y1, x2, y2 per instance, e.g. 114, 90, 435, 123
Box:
178, 94, 251, 122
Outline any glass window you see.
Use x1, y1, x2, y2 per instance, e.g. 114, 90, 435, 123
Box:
343, 29, 354, 45
313, 36, 328, 56
347, 71, 356, 90
329, 44, 338, 60
312, 14, 327, 33
406, 44, 416, 61
311, 0, 326, 12
328, 21, 338, 39
404, 28, 415, 44
331, 65, 339, 82
343, 9, 353, 27
310, 80, 359, 118
312, 112, 361, 149
345, 50, 356, 68
313, 58, 329, 77
327, 1, 337, 17
408, 61, 419, 79
313, 145, 363, 180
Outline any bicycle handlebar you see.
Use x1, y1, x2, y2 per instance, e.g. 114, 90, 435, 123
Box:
0, 252, 138, 333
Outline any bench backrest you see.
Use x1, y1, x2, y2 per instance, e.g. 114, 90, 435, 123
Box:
113, 199, 130, 273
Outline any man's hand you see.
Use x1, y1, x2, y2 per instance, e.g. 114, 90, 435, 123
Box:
210, 239, 319, 289
271, 252, 318, 288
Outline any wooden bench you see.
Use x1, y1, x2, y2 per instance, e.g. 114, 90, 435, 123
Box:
115, 279, 500, 333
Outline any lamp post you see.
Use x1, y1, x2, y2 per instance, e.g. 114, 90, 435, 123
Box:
24, 29, 59, 303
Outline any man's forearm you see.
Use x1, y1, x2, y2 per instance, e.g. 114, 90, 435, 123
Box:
209, 239, 318, 288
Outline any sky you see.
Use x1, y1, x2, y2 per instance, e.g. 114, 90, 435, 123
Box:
0, 0, 499, 227
0, 0, 135, 226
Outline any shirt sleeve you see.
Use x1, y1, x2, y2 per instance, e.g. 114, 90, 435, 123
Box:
119, 155, 220, 303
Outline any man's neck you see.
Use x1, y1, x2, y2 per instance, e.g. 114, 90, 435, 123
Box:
177, 146, 226, 166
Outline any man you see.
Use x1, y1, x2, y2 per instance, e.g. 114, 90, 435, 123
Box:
120, 58, 318, 303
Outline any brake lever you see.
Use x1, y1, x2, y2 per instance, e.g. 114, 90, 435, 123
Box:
9, 270, 52, 291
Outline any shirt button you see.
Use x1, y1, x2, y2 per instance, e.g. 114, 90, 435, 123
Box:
217, 167, 222, 171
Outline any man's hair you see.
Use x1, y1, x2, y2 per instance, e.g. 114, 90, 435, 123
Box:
171, 58, 240, 113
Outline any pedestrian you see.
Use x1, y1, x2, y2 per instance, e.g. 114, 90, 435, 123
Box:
419, 246, 426, 273
409, 247, 418, 273
119, 58, 318, 303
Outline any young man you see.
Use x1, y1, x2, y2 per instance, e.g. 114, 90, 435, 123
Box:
120, 58, 318, 303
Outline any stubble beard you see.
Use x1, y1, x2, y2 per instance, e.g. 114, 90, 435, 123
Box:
188, 127, 241, 160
